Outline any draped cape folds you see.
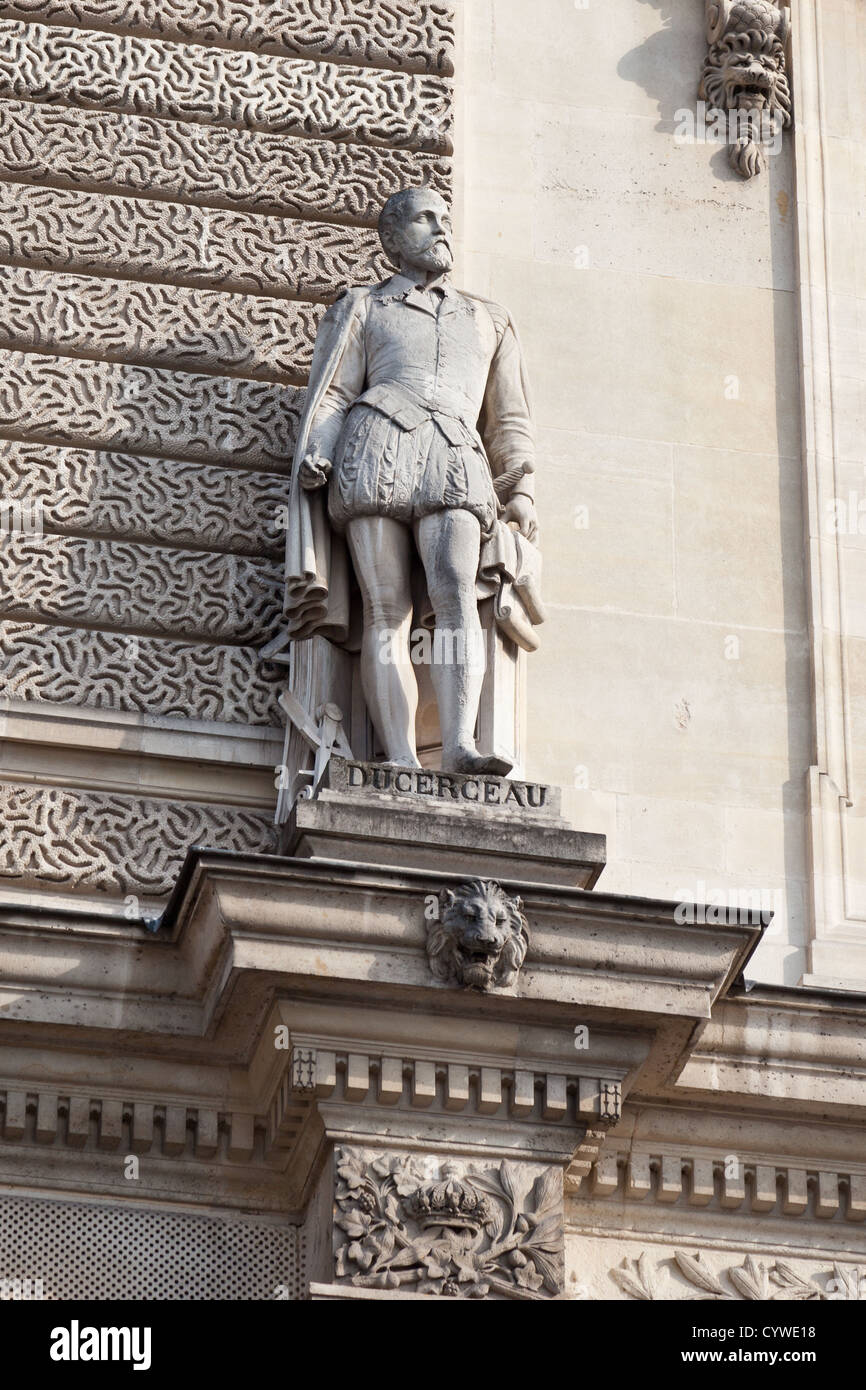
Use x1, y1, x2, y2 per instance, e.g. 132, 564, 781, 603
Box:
278, 284, 544, 655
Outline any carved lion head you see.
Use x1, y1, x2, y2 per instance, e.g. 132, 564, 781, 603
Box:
427, 878, 529, 992
700, 0, 792, 179
702, 29, 791, 121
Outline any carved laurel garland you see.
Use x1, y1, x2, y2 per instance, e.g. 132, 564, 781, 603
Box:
613, 1251, 866, 1301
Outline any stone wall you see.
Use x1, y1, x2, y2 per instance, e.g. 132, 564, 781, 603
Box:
0, 1, 454, 907
793, 0, 866, 987
456, 0, 812, 985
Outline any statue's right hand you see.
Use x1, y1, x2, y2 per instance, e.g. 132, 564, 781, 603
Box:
298, 450, 333, 491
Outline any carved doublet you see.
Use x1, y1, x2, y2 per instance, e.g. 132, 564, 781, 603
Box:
361, 282, 502, 425
324, 277, 508, 533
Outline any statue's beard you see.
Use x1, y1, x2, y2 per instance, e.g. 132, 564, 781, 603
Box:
408, 241, 453, 273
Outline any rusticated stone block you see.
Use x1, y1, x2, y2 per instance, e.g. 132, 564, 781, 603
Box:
0, 622, 284, 725
0, 441, 287, 557
0, 534, 281, 645
0, 781, 276, 895
0, 265, 323, 383
0, 350, 301, 467
0, 100, 451, 224
0, 21, 452, 152
0, 0, 455, 75
0, 184, 388, 301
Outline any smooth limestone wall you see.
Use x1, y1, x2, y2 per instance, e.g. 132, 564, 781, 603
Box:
808, 0, 866, 975
455, 0, 810, 984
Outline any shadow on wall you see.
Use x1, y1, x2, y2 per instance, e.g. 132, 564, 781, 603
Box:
621, 0, 751, 185
622, 0, 811, 986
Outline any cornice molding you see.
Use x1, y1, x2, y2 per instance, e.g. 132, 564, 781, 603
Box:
571, 1148, 866, 1225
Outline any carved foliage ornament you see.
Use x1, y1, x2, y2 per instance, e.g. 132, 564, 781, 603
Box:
614, 1250, 866, 1301
700, 1, 792, 178
334, 1149, 563, 1299
427, 878, 529, 991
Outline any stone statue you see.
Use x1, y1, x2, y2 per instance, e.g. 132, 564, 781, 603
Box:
278, 187, 543, 777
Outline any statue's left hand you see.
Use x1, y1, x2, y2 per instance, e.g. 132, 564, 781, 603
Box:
504, 495, 539, 543
298, 449, 333, 491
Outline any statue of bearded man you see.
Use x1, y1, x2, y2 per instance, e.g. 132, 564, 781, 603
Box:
279, 186, 543, 777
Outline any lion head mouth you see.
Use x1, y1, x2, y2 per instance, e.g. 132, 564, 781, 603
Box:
458, 946, 499, 990
726, 69, 774, 109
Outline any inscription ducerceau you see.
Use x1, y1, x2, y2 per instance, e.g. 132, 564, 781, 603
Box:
344, 761, 548, 810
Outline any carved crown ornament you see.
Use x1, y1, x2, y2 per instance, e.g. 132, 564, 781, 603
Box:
333, 1148, 564, 1299
425, 877, 529, 991
700, 0, 793, 177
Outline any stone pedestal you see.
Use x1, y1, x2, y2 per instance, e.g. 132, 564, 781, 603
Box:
206, 765, 760, 1298
283, 757, 606, 888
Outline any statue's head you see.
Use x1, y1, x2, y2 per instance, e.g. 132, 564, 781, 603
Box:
378, 187, 453, 277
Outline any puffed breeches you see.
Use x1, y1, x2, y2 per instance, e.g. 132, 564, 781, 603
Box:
328, 404, 497, 536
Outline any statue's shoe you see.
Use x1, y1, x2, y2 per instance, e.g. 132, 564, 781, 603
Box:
446, 749, 514, 778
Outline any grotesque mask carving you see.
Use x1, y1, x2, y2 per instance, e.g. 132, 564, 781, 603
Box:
700, 1, 792, 177
427, 878, 529, 991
